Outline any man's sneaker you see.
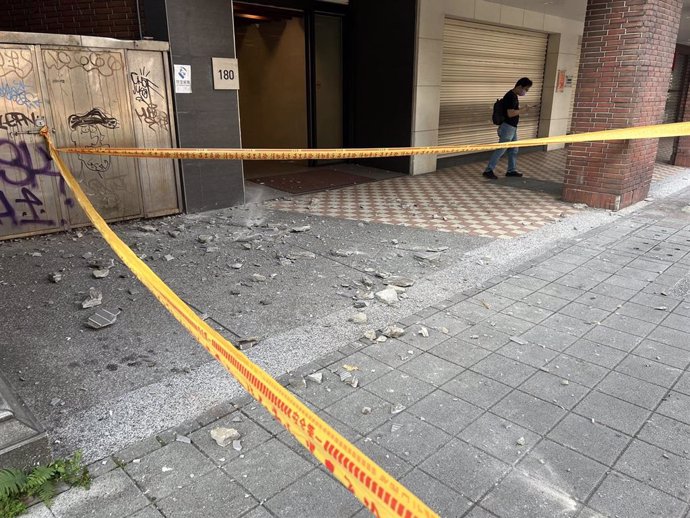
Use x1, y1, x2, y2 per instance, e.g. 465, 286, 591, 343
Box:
506, 171, 523, 177
483, 170, 498, 180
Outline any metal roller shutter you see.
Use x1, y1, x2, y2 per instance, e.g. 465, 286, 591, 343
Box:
664, 55, 687, 123
438, 19, 547, 152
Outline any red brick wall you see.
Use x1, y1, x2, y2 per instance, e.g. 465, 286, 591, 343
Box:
564, 0, 683, 210
0, 0, 144, 40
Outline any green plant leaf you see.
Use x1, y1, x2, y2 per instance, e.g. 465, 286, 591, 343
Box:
0, 469, 27, 499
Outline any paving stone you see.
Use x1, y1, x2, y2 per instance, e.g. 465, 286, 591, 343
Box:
519, 371, 589, 410
419, 440, 510, 501
558, 270, 611, 291
195, 401, 236, 427
647, 325, 690, 351
537, 260, 579, 275
396, 325, 450, 351
240, 507, 273, 518
638, 414, 690, 458
522, 292, 570, 312
471, 354, 538, 388
614, 439, 690, 502
398, 352, 465, 386
540, 313, 595, 338
447, 300, 498, 324
548, 414, 631, 465
127, 508, 164, 518
588, 472, 686, 518
492, 389, 566, 435
501, 302, 553, 325
616, 301, 671, 325
364, 370, 436, 408
504, 275, 550, 291
87, 456, 118, 478
113, 435, 163, 465
429, 337, 491, 368
240, 404, 284, 436
408, 389, 482, 436
597, 371, 668, 410
456, 324, 513, 351
398, 469, 472, 517
631, 291, 682, 309
517, 439, 607, 502
421, 311, 472, 336
523, 265, 566, 283
583, 326, 642, 352
498, 340, 559, 368
616, 266, 661, 282
575, 292, 627, 312
189, 414, 271, 465
155, 469, 257, 518
589, 282, 639, 301
657, 391, 690, 426
285, 368, 360, 409
223, 438, 313, 501
353, 437, 414, 479
518, 325, 579, 352
634, 339, 690, 371
538, 283, 586, 301
50, 469, 149, 518
674, 372, 690, 397
314, 349, 345, 367
660, 313, 690, 333
543, 354, 608, 388
482, 313, 535, 337
326, 351, 393, 387
486, 282, 535, 302
615, 354, 682, 388
574, 391, 651, 436
564, 339, 627, 369
468, 292, 516, 312
370, 412, 452, 465
360, 339, 423, 368
458, 412, 539, 464
480, 469, 581, 518
600, 314, 658, 338
441, 370, 512, 409
558, 302, 612, 325
22, 504, 55, 518
324, 389, 393, 435
463, 506, 500, 517
583, 258, 626, 274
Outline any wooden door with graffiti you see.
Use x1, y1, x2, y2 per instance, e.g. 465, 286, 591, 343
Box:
41, 47, 144, 226
0, 45, 68, 236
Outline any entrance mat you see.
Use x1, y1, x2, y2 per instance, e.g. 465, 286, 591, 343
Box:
250, 169, 376, 194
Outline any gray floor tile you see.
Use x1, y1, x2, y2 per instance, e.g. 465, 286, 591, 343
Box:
360, 338, 423, 368
597, 371, 668, 410
353, 437, 414, 479
565, 338, 627, 369
364, 370, 436, 407
456, 324, 513, 351
574, 391, 651, 436
519, 370, 589, 410
548, 414, 631, 465
502, 301, 553, 324
399, 469, 473, 518
50, 469, 148, 518
647, 326, 690, 351
661, 313, 690, 333
441, 371, 513, 409
240, 403, 285, 436
517, 439, 607, 501
538, 283, 586, 301
397, 324, 452, 351
523, 292, 571, 312
657, 391, 690, 426
429, 337, 491, 368
491, 389, 566, 435
471, 354, 538, 388
458, 412, 540, 464
463, 506, 498, 518
522, 266, 565, 282
114, 436, 163, 465
631, 292, 682, 309
633, 339, 690, 369
240, 507, 273, 518
408, 389, 483, 436
637, 414, 690, 458
615, 440, 690, 502
398, 352, 465, 387
588, 472, 686, 518
589, 282, 640, 301
543, 354, 608, 388
287, 367, 363, 409
583, 326, 643, 353
497, 340, 559, 368
483, 313, 535, 336
600, 314, 658, 338
541, 313, 596, 338
127, 507, 164, 518
265, 469, 361, 518
421, 311, 472, 336
518, 325, 579, 352
615, 354, 682, 388
325, 351, 394, 387
674, 372, 690, 397
559, 302, 612, 325
480, 469, 581, 518
504, 275, 550, 291
486, 282, 535, 302
324, 389, 394, 435
447, 300, 498, 324
419, 440, 510, 501
617, 302, 671, 324
468, 292, 516, 312
576, 292, 627, 312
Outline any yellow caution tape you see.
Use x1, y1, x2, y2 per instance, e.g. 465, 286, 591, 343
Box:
41, 126, 439, 518
56, 121, 690, 160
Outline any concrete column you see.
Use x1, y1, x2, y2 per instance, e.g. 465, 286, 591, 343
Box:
563, 0, 683, 210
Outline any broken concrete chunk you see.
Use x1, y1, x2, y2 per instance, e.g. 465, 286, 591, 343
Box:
418, 326, 429, 338
391, 403, 406, 415
50, 272, 63, 283
290, 225, 311, 233
353, 301, 369, 309
82, 252, 93, 260
251, 273, 267, 282
232, 440, 243, 452
363, 330, 378, 341
237, 337, 260, 350
560, 380, 570, 386
210, 427, 241, 447
168, 230, 181, 238
356, 290, 375, 300
139, 224, 157, 232
390, 423, 402, 433
306, 372, 323, 384
93, 269, 110, 279
286, 251, 316, 260
376, 335, 388, 343
81, 287, 103, 309
175, 435, 191, 444
164, 254, 174, 262
516, 437, 526, 446
383, 326, 405, 338
86, 309, 119, 329
509, 336, 527, 346
349, 313, 368, 325
361, 407, 372, 415
375, 288, 399, 305
331, 249, 354, 257
384, 276, 415, 288
414, 252, 441, 263
198, 234, 214, 243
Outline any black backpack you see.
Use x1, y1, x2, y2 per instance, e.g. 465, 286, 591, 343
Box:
492, 98, 506, 125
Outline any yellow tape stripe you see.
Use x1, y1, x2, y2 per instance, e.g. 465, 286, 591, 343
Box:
56, 121, 690, 160
41, 127, 439, 518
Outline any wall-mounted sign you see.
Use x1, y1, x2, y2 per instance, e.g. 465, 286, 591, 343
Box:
556, 69, 566, 93
174, 64, 192, 94
212, 58, 240, 90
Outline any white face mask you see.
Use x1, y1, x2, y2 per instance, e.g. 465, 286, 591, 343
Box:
518, 88, 528, 96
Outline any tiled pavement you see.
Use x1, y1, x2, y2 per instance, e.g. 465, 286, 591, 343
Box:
27, 191, 690, 517
268, 149, 687, 239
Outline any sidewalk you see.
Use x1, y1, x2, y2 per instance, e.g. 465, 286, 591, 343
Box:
25, 183, 690, 518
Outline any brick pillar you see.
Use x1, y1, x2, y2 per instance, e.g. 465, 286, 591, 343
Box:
564, 0, 683, 210
672, 57, 690, 167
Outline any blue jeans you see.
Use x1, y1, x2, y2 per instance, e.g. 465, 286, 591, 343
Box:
485, 123, 518, 173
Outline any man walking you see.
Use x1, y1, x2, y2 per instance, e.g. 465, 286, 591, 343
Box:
483, 77, 536, 180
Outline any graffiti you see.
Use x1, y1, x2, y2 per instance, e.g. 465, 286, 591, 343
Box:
0, 50, 33, 80
0, 138, 73, 228
44, 50, 123, 77
0, 80, 41, 109
130, 68, 170, 132
0, 112, 40, 131
68, 108, 119, 174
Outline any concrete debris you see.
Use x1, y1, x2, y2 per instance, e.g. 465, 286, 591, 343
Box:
210, 427, 241, 447
168, 230, 181, 238
50, 398, 64, 407
390, 423, 402, 433
389, 285, 407, 294
331, 249, 354, 257
205, 246, 220, 253
286, 251, 316, 260
376, 336, 388, 343
440, 327, 449, 334
161, 466, 173, 473
573, 203, 588, 210
391, 239, 399, 245
561, 380, 570, 386
128, 288, 140, 296
375, 271, 391, 279
50, 272, 63, 283
306, 372, 323, 384
384, 276, 415, 288
230, 263, 243, 269
164, 254, 174, 262
242, 243, 252, 250
414, 251, 441, 263
81, 288, 103, 309
349, 377, 360, 388
30, 252, 42, 257
510, 336, 527, 345
391, 403, 406, 415
86, 309, 120, 329
198, 234, 215, 243
291, 225, 311, 233
382, 326, 405, 338
655, 306, 668, 311
375, 288, 399, 305
516, 437, 526, 446
232, 440, 243, 452
343, 364, 359, 372
353, 301, 369, 309
418, 326, 429, 338
349, 313, 368, 325
93, 269, 110, 279
363, 330, 378, 341
278, 258, 293, 266
237, 337, 260, 350
231, 415, 243, 423
82, 252, 93, 260
338, 370, 352, 382
356, 290, 375, 300
361, 277, 374, 288
175, 435, 191, 444
289, 376, 306, 389
361, 407, 372, 415
251, 273, 267, 282
139, 225, 157, 232
427, 246, 449, 253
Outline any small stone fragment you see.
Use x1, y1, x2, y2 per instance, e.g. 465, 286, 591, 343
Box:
86, 309, 119, 329
390, 423, 402, 433
361, 406, 372, 415
139, 224, 157, 232
164, 254, 174, 262
510, 336, 527, 345
230, 263, 243, 269
198, 234, 214, 243
50, 272, 63, 283
363, 330, 378, 341
654, 306, 668, 311
382, 326, 405, 338
232, 440, 243, 452
251, 273, 267, 282
81, 287, 103, 309
376, 335, 388, 343
560, 380, 570, 386
161, 466, 173, 472
237, 337, 259, 350
375, 288, 399, 305
413, 251, 441, 263
353, 301, 368, 309
168, 230, 181, 238
349, 313, 368, 325
384, 277, 415, 288
210, 427, 241, 447
291, 225, 311, 233
391, 403, 406, 415
176, 435, 191, 444
418, 326, 429, 338
331, 249, 354, 257
306, 372, 323, 384
516, 437, 526, 446
93, 268, 110, 279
